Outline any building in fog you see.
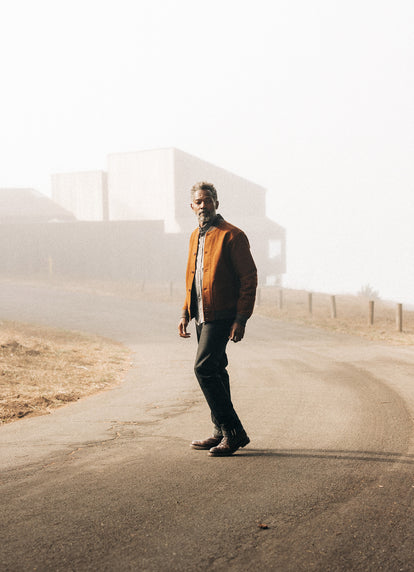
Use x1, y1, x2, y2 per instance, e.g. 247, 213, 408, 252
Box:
51, 148, 286, 284
50, 171, 109, 221
106, 148, 268, 233
0, 188, 75, 223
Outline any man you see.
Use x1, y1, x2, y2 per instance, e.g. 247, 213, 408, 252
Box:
178, 182, 257, 456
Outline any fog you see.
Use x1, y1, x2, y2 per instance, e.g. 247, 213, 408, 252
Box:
1, 0, 413, 303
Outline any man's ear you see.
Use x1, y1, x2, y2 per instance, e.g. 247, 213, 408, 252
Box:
215, 200, 219, 209
190, 202, 194, 211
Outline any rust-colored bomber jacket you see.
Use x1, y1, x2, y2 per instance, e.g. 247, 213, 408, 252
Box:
182, 217, 257, 324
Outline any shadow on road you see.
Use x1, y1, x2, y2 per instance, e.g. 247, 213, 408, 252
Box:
237, 448, 414, 464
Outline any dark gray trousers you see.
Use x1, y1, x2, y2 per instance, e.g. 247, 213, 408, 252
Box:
194, 320, 244, 435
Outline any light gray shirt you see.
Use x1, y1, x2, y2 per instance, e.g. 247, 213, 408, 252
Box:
194, 232, 206, 324
194, 216, 219, 324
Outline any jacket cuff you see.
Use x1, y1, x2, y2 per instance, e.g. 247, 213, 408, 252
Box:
235, 313, 248, 326
181, 309, 190, 320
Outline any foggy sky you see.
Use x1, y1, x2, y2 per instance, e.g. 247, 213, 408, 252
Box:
1, 0, 413, 303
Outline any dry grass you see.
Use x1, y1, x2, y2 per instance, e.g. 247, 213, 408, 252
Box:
0, 321, 131, 425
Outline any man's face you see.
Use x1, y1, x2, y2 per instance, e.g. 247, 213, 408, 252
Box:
191, 189, 219, 227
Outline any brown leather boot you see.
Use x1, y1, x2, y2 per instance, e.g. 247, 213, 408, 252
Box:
191, 436, 223, 450
208, 431, 250, 456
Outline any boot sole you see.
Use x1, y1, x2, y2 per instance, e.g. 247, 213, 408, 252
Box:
191, 444, 215, 450
190, 439, 222, 450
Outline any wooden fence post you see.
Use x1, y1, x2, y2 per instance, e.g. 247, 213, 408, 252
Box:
396, 303, 403, 332
369, 300, 375, 325
308, 292, 313, 315
330, 295, 337, 318
256, 287, 261, 306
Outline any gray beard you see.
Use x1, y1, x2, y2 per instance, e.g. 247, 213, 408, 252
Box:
198, 212, 213, 226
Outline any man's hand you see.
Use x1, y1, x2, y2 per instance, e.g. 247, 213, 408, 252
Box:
178, 318, 191, 338
229, 322, 245, 343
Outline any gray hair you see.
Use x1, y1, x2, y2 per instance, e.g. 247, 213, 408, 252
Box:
190, 182, 218, 202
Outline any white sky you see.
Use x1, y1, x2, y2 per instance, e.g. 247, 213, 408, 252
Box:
1, 0, 413, 303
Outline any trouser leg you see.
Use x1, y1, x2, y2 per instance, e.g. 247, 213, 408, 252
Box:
210, 356, 230, 433
195, 320, 243, 434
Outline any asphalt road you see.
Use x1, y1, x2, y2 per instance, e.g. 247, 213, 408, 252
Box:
1, 281, 414, 571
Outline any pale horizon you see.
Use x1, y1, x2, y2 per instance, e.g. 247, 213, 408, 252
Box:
1, 0, 413, 304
